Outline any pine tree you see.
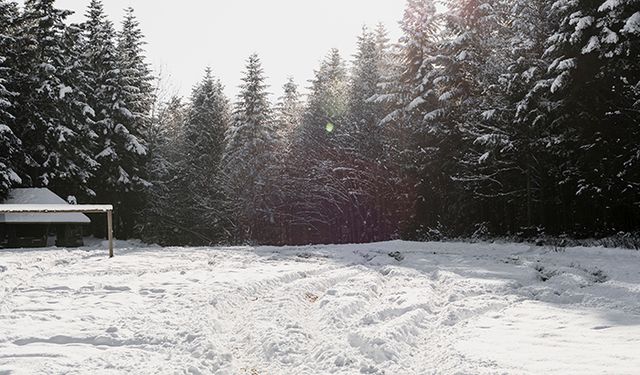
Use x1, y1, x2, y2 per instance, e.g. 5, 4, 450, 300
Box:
298, 48, 349, 150
60, 22, 99, 198
394, 0, 459, 237
530, 0, 640, 233
140, 96, 187, 244
116, 7, 154, 125
90, 6, 154, 238
399, 0, 440, 119
179, 68, 231, 243
374, 23, 393, 79
274, 77, 302, 147
346, 26, 384, 156
143, 69, 231, 246
82, 0, 119, 157
372, 23, 418, 240
287, 49, 350, 243
11, 0, 96, 199
0, 0, 22, 198
472, 0, 558, 233
413, 0, 515, 236
223, 54, 279, 243
271, 78, 303, 244
341, 25, 414, 243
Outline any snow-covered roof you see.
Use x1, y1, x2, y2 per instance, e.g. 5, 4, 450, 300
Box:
0, 188, 91, 224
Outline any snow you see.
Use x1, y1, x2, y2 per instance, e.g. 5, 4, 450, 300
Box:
58, 85, 72, 99
478, 151, 491, 164
602, 27, 619, 44
438, 91, 454, 101
0, 124, 13, 134
0, 204, 112, 214
7, 170, 21, 184
117, 166, 131, 184
598, 0, 623, 12
0, 240, 638, 374
38, 63, 56, 73
96, 146, 116, 160
126, 135, 147, 156
406, 96, 425, 112
551, 71, 571, 93
82, 104, 96, 117
553, 57, 577, 72
623, 12, 640, 34
424, 108, 444, 120
0, 188, 91, 224
571, 15, 594, 32
582, 35, 600, 54
481, 109, 496, 120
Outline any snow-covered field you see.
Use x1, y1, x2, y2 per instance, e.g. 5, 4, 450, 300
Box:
1, 240, 639, 374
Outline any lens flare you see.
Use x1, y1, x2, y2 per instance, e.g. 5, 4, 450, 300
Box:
325, 122, 335, 133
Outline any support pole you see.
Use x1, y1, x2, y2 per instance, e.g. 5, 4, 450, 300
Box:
107, 209, 114, 258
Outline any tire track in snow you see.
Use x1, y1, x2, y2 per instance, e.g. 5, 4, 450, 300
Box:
220, 261, 365, 373
213, 249, 520, 375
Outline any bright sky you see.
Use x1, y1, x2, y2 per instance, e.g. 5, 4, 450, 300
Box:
46, 0, 406, 101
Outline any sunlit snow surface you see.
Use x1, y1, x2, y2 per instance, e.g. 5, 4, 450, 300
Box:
1, 240, 639, 374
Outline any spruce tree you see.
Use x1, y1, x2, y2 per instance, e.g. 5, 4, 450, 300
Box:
341, 25, 412, 243
0, 0, 22, 198
11, 0, 96, 198
179, 68, 231, 243
274, 77, 302, 146
532, 0, 640, 233
116, 7, 154, 125
81, 1, 122, 235
474, 0, 558, 233
298, 48, 348, 150
140, 96, 187, 244
287, 49, 350, 243
395, 0, 457, 237
82, 0, 119, 153
346, 26, 383, 156
91, 6, 153, 238
223, 53, 279, 243
272, 78, 302, 244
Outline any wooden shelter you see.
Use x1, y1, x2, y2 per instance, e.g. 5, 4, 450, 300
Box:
0, 188, 114, 256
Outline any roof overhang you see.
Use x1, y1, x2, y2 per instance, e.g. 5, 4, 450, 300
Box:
0, 188, 106, 224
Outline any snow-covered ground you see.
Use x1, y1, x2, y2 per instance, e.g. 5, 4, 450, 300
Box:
1, 240, 639, 374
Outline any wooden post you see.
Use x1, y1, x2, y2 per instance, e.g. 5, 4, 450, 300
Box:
107, 209, 114, 258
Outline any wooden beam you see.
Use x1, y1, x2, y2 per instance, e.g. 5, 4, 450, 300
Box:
0, 204, 113, 214
107, 209, 114, 258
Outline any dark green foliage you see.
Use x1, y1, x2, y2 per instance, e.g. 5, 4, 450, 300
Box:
90, 6, 153, 239
390, 0, 640, 239
10, 0, 97, 199
223, 54, 280, 243
0, 0, 23, 199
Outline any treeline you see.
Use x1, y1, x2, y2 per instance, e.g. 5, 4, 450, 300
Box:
1, 0, 639, 245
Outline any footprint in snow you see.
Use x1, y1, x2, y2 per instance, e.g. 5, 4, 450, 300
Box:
388, 251, 404, 261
